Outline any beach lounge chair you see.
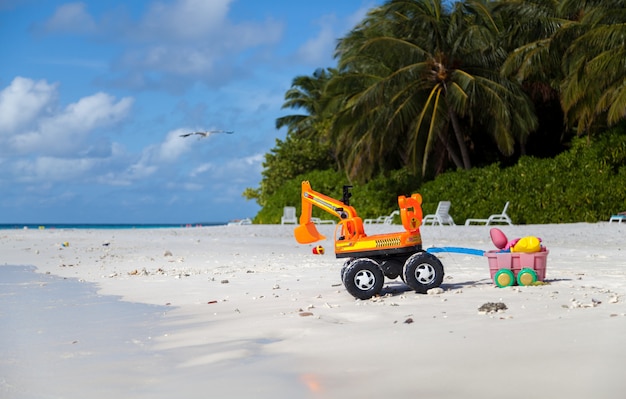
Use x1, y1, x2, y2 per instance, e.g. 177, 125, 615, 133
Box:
422, 201, 455, 226
364, 210, 400, 225
280, 206, 297, 224
609, 213, 626, 224
227, 218, 252, 226
465, 202, 513, 226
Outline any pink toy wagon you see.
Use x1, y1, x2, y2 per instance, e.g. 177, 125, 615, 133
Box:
426, 228, 549, 287
485, 249, 549, 287
486, 228, 549, 287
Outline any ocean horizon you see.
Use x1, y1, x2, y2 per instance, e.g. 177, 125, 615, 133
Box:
0, 222, 226, 230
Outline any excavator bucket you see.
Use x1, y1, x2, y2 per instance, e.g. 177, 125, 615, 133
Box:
294, 222, 326, 244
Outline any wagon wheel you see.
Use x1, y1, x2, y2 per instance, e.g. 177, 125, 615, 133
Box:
494, 268, 515, 288
517, 268, 538, 286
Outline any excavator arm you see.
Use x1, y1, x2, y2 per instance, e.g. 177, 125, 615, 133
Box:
295, 181, 359, 244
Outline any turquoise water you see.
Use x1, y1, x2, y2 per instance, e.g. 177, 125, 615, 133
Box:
0, 222, 225, 230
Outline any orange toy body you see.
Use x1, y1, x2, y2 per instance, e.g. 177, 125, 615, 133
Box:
294, 181, 444, 299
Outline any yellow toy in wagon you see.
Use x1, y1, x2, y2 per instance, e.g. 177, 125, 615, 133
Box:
294, 181, 444, 299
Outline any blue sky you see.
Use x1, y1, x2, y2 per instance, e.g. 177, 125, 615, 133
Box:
0, 0, 381, 224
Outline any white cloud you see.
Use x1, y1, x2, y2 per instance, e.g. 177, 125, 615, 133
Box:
41, 2, 97, 34
136, 0, 282, 47
0, 77, 133, 158
0, 77, 139, 191
38, 0, 282, 91
117, 127, 194, 183
158, 129, 193, 163
113, 16, 283, 91
0, 77, 57, 134
28, 124, 255, 192
8, 91, 133, 156
124, 159, 159, 181
225, 153, 264, 182
190, 162, 213, 177
121, 45, 217, 76
190, 152, 263, 180
295, 5, 373, 66
140, 0, 231, 40
12, 156, 97, 183
296, 15, 338, 65
347, 4, 374, 28
57, 92, 133, 130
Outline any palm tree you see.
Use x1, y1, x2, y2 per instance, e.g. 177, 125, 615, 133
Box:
496, 0, 571, 155
275, 68, 337, 140
499, 0, 626, 138
330, 0, 537, 181
559, 0, 626, 134
497, 0, 563, 81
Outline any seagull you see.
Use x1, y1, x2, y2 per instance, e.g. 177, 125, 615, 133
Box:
179, 130, 234, 138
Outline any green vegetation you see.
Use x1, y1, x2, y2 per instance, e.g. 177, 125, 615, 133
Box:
245, 0, 626, 224
420, 128, 626, 224
251, 128, 626, 224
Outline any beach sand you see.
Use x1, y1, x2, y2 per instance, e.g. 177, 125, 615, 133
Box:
1, 223, 625, 398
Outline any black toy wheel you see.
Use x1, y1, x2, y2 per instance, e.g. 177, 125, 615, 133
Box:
342, 258, 384, 300
340, 258, 355, 281
403, 252, 444, 294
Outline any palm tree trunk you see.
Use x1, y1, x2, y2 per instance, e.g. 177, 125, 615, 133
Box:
448, 108, 472, 169
438, 130, 464, 169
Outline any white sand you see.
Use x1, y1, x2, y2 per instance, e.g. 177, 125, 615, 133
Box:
1, 223, 626, 398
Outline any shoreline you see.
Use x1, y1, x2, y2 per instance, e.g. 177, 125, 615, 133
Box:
2, 223, 626, 398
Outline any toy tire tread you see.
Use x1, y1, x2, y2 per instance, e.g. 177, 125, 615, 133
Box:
340, 258, 355, 281
342, 258, 384, 300
402, 252, 444, 294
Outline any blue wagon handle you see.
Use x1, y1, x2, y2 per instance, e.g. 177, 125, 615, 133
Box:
427, 247, 485, 256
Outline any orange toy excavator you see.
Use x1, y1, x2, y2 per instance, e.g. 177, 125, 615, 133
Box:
294, 181, 444, 299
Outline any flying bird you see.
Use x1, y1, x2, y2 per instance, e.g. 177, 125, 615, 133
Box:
179, 130, 234, 138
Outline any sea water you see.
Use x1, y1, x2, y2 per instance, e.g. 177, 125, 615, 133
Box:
0, 222, 225, 230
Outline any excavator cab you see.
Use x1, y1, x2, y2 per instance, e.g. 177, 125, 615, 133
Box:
398, 193, 423, 232
335, 216, 366, 242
